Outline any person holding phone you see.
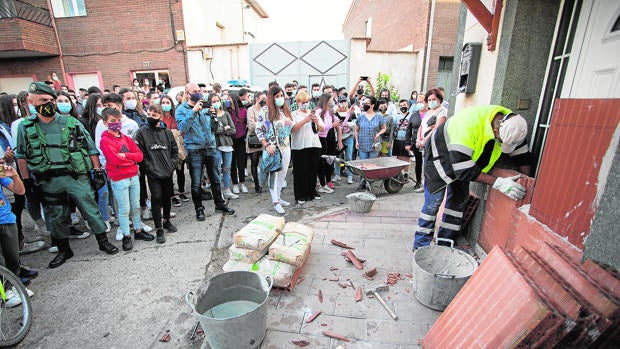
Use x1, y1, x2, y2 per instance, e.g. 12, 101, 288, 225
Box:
316, 93, 341, 193
334, 96, 356, 184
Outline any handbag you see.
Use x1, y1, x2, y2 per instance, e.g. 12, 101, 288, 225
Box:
247, 133, 262, 148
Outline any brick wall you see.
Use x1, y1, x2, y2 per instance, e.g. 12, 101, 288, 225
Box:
426, 0, 460, 91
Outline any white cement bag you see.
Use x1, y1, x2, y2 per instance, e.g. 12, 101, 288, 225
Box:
222, 257, 297, 288
233, 214, 285, 250
268, 231, 312, 267
228, 244, 268, 264
282, 222, 315, 240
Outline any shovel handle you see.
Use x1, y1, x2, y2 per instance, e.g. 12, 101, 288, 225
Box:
373, 291, 398, 320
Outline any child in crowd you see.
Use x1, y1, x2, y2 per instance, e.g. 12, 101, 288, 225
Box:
134, 104, 178, 244
99, 108, 152, 251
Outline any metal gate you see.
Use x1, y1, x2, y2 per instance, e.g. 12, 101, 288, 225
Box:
250, 40, 349, 90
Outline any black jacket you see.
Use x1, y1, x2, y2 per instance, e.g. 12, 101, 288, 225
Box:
133, 122, 178, 179
404, 111, 422, 146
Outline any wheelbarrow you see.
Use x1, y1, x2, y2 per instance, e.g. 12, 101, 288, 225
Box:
345, 157, 411, 194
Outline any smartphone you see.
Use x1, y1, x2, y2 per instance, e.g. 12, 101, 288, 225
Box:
360, 76, 368, 81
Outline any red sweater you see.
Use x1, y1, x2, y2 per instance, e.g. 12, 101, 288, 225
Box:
100, 131, 143, 181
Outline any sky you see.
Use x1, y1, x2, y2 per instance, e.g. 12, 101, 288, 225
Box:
253, 0, 354, 42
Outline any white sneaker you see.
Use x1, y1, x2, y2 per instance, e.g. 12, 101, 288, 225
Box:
19, 241, 46, 255
141, 208, 152, 220
279, 199, 291, 207
240, 183, 249, 193
70, 213, 80, 225
333, 175, 341, 182
347, 176, 353, 184
5, 287, 34, 308
232, 184, 240, 194
282, 180, 287, 188
273, 203, 285, 214
142, 223, 153, 233
297, 200, 306, 205
224, 189, 239, 199
317, 186, 334, 194
104, 220, 111, 233
115, 227, 123, 241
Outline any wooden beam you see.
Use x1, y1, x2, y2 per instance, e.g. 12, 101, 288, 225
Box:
462, 0, 493, 32
487, 0, 503, 51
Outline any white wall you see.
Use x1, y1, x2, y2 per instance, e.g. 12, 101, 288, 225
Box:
187, 45, 251, 85
349, 39, 418, 100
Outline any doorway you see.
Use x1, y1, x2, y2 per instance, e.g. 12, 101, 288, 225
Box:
133, 70, 170, 91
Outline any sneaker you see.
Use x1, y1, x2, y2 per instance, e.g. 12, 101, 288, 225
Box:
19, 241, 46, 255
240, 183, 249, 193
141, 208, 152, 220
314, 194, 321, 200
232, 184, 240, 194
69, 226, 90, 239
20, 267, 39, 280
224, 189, 239, 199
279, 199, 291, 207
297, 200, 306, 205
141, 224, 153, 233
273, 203, 285, 214
122, 236, 133, 251
171, 197, 182, 207
163, 220, 177, 233
215, 205, 235, 215
134, 230, 155, 241
5, 286, 34, 308
333, 175, 341, 182
327, 182, 335, 189
414, 184, 424, 193
156, 228, 165, 244
318, 186, 334, 194
347, 176, 353, 184
104, 220, 111, 233
196, 207, 205, 221
70, 212, 80, 225
179, 193, 190, 202
115, 227, 123, 241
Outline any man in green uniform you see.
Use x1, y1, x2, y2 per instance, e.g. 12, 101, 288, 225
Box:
15, 82, 118, 268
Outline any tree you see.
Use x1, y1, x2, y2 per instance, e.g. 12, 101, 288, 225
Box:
375, 72, 400, 102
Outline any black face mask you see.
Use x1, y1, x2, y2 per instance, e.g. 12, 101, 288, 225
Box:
400, 106, 408, 113
286, 91, 293, 97
37, 101, 56, 118
362, 104, 371, 112
147, 117, 159, 128
259, 100, 266, 107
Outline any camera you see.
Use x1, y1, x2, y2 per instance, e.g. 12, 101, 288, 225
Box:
360, 76, 368, 81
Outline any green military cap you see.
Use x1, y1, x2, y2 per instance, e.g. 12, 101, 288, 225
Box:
28, 81, 57, 98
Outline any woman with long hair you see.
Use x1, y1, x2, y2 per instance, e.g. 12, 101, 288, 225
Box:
79, 93, 103, 138
209, 93, 238, 199
354, 95, 387, 189
255, 85, 294, 214
227, 92, 248, 195
316, 93, 341, 193
160, 95, 188, 207
246, 91, 266, 192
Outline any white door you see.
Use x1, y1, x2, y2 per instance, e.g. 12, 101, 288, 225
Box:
564, 0, 620, 98
0, 76, 35, 94
71, 73, 101, 91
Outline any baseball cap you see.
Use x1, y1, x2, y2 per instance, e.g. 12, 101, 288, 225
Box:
28, 81, 57, 98
499, 113, 528, 153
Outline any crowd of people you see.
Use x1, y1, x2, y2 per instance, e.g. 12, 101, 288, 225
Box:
0, 75, 464, 305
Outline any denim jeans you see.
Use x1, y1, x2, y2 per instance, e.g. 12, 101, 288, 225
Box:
97, 180, 109, 221
413, 179, 469, 249
215, 149, 233, 189
110, 175, 142, 236
187, 148, 224, 209
334, 136, 354, 177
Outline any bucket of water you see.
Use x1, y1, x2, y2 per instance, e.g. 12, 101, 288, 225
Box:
413, 238, 478, 311
186, 271, 273, 349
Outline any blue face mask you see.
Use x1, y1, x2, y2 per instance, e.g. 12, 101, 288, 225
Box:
428, 100, 439, 109
57, 102, 72, 115
162, 104, 172, 112
275, 97, 285, 107
413, 103, 425, 112
28, 104, 37, 116
212, 102, 221, 110
96, 107, 104, 116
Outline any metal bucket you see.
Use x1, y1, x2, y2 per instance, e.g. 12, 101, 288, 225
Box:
413, 239, 478, 311
186, 271, 273, 349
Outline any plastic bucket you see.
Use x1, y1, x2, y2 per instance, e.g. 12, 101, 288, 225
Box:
186, 271, 273, 349
413, 239, 478, 311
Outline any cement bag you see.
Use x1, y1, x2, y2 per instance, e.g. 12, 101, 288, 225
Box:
222, 256, 297, 288
282, 222, 314, 240
228, 244, 268, 264
268, 230, 313, 267
222, 259, 253, 273
233, 214, 286, 250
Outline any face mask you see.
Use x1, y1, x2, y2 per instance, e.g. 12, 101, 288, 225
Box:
96, 107, 104, 116
125, 99, 137, 110
152, 99, 160, 105
147, 117, 159, 128
379, 107, 387, 113
28, 104, 37, 116
107, 121, 122, 132
400, 106, 408, 113
224, 100, 231, 108
242, 99, 250, 106
134, 82, 139, 87
37, 101, 56, 117
428, 101, 439, 109
13, 106, 19, 115
275, 97, 285, 107
212, 102, 221, 110
363, 104, 371, 112
312, 91, 320, 98
299, 103, 308, 111
329, 101, 335, 108
259, 100, 266, 107
414, 102, 425, 111
162, 104, 172, 112
189, 93, 202, 102
57, 102, 72, 115
286, 91, 293, 97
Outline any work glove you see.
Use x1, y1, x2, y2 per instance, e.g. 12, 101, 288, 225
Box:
492, 175, 526, 200
90, 169, 107, 191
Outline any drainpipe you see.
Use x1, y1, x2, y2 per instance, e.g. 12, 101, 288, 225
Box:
423, 0, 436, 91
47, 0, 66, 83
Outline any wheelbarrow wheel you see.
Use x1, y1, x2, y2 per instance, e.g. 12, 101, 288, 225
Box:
384, 177, 404, 193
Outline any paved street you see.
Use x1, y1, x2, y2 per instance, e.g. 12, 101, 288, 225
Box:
17, 166, 439, 348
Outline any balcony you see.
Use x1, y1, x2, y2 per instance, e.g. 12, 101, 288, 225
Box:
0, 0, 59, 58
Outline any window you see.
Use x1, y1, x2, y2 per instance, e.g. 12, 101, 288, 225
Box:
438, 57, 454, 71
50, 0, 86, 18
365, 18, 372, 37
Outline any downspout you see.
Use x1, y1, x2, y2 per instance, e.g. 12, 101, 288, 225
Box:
423, 0, 436, 91
46, 0, 66, 83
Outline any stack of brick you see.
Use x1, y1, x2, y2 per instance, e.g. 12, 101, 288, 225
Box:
224, 216, 314, 288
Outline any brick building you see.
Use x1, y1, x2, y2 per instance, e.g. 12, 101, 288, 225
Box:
0, 0, 186, 93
